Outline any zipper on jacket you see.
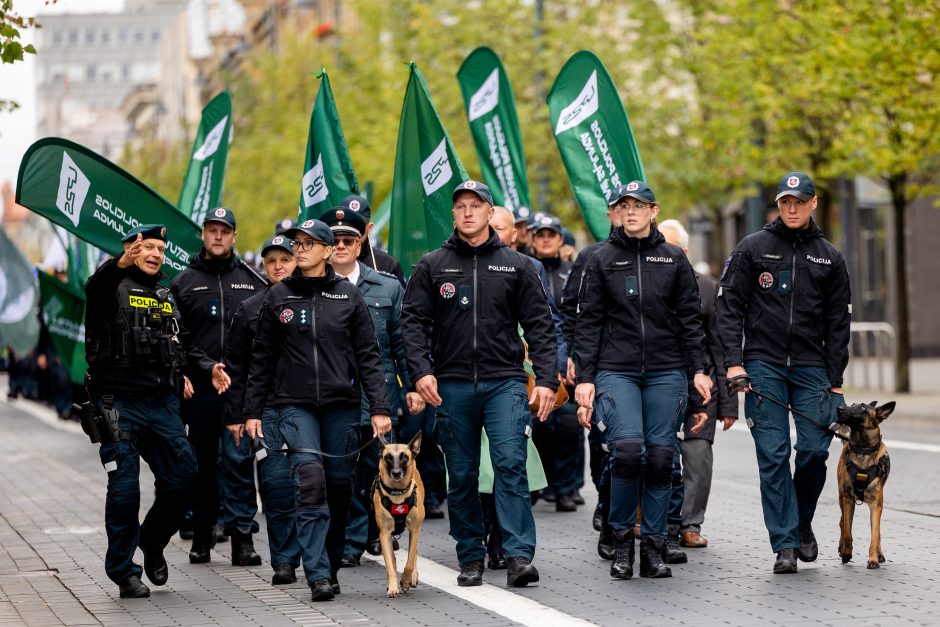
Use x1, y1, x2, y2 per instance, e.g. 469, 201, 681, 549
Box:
473, 255, 479, 384
312, 294, 320, 405
217, 273, 225, 357
636, 249, 646, 373
786, 240, 796, 367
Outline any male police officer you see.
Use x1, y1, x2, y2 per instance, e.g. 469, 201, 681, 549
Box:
84, 225, 230, 598
338, 195, 406, 286
317, 206, 424, 567
170, 207, 267, 565
717, 172, 851, 574
402, 180, 558, 588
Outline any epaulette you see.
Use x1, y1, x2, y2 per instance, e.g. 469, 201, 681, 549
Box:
376, 269, 398, 279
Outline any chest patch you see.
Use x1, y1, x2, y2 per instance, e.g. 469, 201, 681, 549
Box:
440, 282, 456, 299
758, 272, 774, 289
279, 308, 294, 324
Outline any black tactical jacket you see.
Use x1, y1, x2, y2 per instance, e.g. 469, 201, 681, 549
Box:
243, 267, 390, 418
716, 217, 851, 387
222, 288, 266, 425
401, 228, 558, 391
574, 227, 705, 383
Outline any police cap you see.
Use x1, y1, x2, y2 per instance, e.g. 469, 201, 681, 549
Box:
261, 234, 294, 258
274, 218, 295, 235
452, 180, 494, 205
286, 219, 335, 246
775, 171, 816, 202
340, 195, 372, 221
319, 206, 367, 238
204, 207, 236, 229
122, 224, 167, 243
607, 181, 656, 206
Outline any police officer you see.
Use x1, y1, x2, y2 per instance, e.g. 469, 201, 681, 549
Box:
573, 181, 711, 580
316, 206, 424, 566
338, 195, 406, 286
84, 225, 230, 598
717, 171, 851, 574
402, 180, 558, 588
244, 218, 391, 602
170, 207, 267, 565
223, 235, 301, 586
512, 206, 533, 255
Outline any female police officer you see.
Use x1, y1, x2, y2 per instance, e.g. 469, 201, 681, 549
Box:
243, 219, 391, 601
573, 181, 711, 580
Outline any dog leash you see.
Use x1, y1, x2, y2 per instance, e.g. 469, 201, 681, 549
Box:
727, 374, 848, 442
252, 436, 378, 459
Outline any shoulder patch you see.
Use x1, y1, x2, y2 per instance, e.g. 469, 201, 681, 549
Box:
720, 253, 737, 282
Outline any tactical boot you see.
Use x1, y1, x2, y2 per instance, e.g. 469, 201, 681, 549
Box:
573, 490, 585, 506
797, 524, 818, 562
189, 527, 214, 564
329, 577, 341, 594
609, 529, 635, 580
140, 542, 168, 586
556, 493, 577, 512
271, 564, 296, 585
231, 531, 262, 566
773, 548, 798, 574
662, 532, 688, 564
456, 560, 484, 587
639, 537, 672, 578
592, 503, 605, 532
118, 575, 150, 598
506, 557, 539, 587
310, 578, 335, 601
597, 524, 616, 561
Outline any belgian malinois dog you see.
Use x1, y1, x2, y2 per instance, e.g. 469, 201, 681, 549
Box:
373, 431, 425, 598
835, 401, 894, 569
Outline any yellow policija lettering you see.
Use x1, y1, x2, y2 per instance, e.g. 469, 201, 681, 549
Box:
128, 295, 173, 313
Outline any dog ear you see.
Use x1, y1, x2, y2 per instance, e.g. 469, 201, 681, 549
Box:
876, 401, 895, 422
869, 401, 877, 407
408, 430, 422, 457
378, 433, 389, 447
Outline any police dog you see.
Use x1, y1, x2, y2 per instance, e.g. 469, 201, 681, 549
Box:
836, 401, 894, 569
374, 431, 425, 598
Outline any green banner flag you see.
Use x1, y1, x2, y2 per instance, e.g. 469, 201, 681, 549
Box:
547, 51, 645, 240
37, 272, 87, 385
0, 227, 40, 355
457, 47, 531, 211
178, 92, 233, 224
16, 138, 203, 279
298, 69, 359, 221
390, 62, 468, 274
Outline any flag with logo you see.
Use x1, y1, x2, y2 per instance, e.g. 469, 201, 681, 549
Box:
390, 62, 468, 273
547, 50, 645, 240
298, 69, 359, 221
0, 227, 40, 355
457, 47, 531, 212
16, 138, 203, 280
37, 272, 87, 385
178, 92, 233, 224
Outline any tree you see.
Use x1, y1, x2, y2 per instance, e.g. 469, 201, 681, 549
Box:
1, 0, 38, 113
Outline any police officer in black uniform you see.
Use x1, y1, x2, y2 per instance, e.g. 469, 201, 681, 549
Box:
339, 195, 406, 286
84, 225, 230, 598
170, 207, 267, 565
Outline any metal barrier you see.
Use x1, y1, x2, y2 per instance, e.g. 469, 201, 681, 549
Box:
846, 322, 896, 392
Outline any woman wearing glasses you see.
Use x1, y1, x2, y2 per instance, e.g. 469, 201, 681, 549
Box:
573, 181, 711, 580
243, 218, 391, 601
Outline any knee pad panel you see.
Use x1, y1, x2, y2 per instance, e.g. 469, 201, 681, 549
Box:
611, 439, 643, 480
296, 461, 327, 510
645, 444, 675, 488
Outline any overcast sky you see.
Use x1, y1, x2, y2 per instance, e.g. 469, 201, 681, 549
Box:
0, 0, 125, 190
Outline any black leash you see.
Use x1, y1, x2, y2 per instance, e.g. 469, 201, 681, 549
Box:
253, 435, 379, 459
727, 374, 848, 442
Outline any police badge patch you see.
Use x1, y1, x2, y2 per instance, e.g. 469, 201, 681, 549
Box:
758, 272, 774, 289
440, 283, 456, 299
279, 308, 294, 323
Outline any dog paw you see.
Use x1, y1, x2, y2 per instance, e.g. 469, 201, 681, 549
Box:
867, 561, 880, 569
840, 553, 852, 564
878, 554, 885, 563
387, 585, 403, 598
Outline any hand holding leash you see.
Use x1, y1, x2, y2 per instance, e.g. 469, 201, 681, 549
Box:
726, 370, 751, 395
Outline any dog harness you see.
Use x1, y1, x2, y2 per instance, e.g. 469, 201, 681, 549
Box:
371, 477, 418, 537
845, 442, 890, 504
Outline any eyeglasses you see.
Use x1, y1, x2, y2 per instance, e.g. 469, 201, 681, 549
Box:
291, 239, 326, 251
333, 236, 359, 248
613, 200, 652, 213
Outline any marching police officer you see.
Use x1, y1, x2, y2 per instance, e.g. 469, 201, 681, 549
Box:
338, 195, 406, 286
244, 218, 391, 602
223, 235, 301, 586
84, 225, 230, 598
717, 171, 851, 574
402, 180, 558, 588
170, 207, 267, 565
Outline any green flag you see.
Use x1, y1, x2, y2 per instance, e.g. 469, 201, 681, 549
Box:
547, 51, 645, 240
390, 62, 468, 274
16, 138, 203, 280
178, 92, 233, 224
0, 227, 40, 355
457, 47, 531, 211
298, 69, 358, 221
37, 272, 87, 385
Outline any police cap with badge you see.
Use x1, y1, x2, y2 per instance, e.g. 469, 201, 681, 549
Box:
607, 180, 656, 206
513, 206, 532, 226
319, 206, 368, 238
533, 215, 563, 236
286, 219, 335, 246
261, 234, 294, 258
775, 171, 815, 202
340, 195, 372, 222
204, 207, 236, 229
122, 224, 167, 243
452, 179, 494, 205
274, 218, 295, 236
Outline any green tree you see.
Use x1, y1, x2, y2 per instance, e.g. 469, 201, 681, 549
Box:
1, 0, 38, 113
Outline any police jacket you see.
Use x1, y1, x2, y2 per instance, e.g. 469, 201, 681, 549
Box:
529, 257, 568, 373
355, 262, 411, 425
716, 217, 851, 387
401, 228, 559, 391
537, 256, 573, 306
243, 266, 390, 418
560, 239, 606, 352
359, 242, 406, 287
222, 288, 266, 425
574, 227, 705, 383
169, 249, 266, 373
84, 257, 215, 397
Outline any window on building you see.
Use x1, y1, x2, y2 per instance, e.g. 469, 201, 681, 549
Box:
122, 64, 129, 79
151, 29, 160, 43
118, 28, 128, 43
68, 30, 78, 44
134, 30, 144, 43
86, 29, 95, 45
86, 64, 97, 81
101, 30, 110, 45
52, 31, 62, 47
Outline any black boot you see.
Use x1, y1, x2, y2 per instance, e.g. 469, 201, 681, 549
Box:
556, 493, 577, 512
773, 548, 798, 574
609, 529, 635, 579
189, 527, 214, 564
118, 575, 150, 598
797, 523, 818, 562
271, 564, 296, 585
310, 578, 335, 601
140, 541, 168, 586
506, 557, 539, 587
639, 537, 672, 578
592, 503, 604, 532
597, 524, 615, 561
456, 560, 484, 587
231, 531, 262, 566
662, 532, 688, 564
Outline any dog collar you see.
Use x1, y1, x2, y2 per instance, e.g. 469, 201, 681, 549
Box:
380, 481, 416, 497
848, 435, 882, 456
